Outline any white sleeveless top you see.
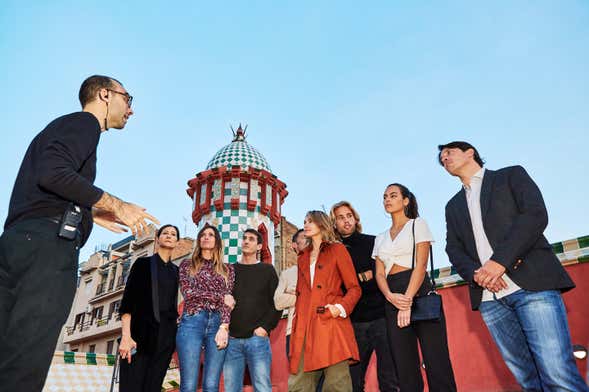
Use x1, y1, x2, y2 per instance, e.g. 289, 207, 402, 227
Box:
372, 217, 435, 275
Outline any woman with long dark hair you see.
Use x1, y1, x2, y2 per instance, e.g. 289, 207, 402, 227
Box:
288, 210, 361, 392
176, 223, 234, 392
374, 184, 456, 391
118, 224, 181, 392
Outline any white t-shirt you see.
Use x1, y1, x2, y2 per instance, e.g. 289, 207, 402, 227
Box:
372, 217, 435, 275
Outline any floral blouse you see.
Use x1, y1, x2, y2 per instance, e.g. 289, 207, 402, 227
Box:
179, 259, 235, 323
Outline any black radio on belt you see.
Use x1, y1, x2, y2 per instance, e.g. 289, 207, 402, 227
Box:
58, 203, 82, 240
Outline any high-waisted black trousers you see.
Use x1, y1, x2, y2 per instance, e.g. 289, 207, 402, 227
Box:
384, 270, 456, 392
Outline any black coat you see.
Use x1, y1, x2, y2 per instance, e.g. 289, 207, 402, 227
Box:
119, 255, 179, 354
444, 165, 575, 310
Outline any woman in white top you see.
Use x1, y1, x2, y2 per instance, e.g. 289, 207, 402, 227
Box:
373, 183, 456, 392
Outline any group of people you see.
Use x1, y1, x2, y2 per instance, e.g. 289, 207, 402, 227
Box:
118, 139, 588, 392
117, 223, 281, 392
0, 73, 587, 392
276, 141, 587, 392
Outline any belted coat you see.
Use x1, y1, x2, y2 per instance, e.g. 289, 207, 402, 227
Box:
289, 241, 361, 373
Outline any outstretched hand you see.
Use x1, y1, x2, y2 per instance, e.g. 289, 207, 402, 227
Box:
113, 202, 159, 237
92, 209, 128, 233
93, 193, 159, 237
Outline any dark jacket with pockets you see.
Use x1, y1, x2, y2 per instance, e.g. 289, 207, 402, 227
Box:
444, 165, 575, 310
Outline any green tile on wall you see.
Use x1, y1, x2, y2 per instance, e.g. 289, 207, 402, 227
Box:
86, 352, 97, 365
64, 351, 75, 364
552, 242, 564, 254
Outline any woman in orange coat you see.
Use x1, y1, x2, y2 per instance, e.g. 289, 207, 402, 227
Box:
288, 210, 361, 392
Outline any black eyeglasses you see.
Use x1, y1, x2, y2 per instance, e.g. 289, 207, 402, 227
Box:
107, 89, 133, 108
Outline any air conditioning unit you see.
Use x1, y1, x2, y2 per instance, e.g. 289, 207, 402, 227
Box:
85, 305, 93, 314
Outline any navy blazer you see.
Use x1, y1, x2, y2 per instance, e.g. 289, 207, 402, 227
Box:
119, 255, 179, 354
444, 165, 574, 310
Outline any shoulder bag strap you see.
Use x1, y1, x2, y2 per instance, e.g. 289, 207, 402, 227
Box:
411, 220, 416, 270
412, 219, 437, 290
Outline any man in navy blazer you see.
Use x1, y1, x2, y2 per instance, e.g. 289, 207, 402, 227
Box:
438, 141, 587, 391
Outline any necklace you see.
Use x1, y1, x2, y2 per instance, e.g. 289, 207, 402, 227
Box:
389, 220, 410, 241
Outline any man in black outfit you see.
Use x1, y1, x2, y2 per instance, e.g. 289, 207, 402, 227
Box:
330, 201, 399, 392
223, 228, 282, 392
0, 75, 159, 392
439, 141, 587, 391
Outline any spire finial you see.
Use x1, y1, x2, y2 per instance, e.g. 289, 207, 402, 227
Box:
231, 123, 247, 142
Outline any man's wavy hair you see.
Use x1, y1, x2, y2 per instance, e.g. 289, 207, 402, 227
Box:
329, 201, 363, 236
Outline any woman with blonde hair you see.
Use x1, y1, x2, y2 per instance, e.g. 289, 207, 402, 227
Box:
288, 210, 361, 392
176, 223, 235, 392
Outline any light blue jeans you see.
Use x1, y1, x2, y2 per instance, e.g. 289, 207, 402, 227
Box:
223, 335, 272, 392
479, 289, 588, 392
176, 311, 226, 392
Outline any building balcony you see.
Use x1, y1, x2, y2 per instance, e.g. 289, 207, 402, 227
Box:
63, 314, 122, 345
90, 280, 125, 304
95, 283, 106, 296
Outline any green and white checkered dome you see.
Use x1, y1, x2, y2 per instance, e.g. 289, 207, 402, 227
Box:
206, 132, 271, 172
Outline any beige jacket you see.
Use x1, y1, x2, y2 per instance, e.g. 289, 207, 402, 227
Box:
273, 265, 298, 335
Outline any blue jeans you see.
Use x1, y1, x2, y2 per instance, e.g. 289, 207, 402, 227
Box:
176, 311, 226, 392
223, 335, 272, 392
479, 289, 588, 392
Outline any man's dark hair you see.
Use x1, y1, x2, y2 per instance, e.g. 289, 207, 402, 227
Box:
437, 141, 485, 167
78, 75, 122, 107
292, 229, 304, 243
244, 228, 263, 245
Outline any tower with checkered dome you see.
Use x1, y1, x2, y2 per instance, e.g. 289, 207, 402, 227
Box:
186, 125, 288, 264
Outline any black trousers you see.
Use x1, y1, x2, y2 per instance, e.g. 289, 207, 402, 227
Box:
0, 219, 80, 392
350, 318, 399, 392
119, 318, 176, 392
384, 271, 456, 392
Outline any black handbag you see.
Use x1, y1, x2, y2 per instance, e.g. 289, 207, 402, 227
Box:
410, 220, 443, 322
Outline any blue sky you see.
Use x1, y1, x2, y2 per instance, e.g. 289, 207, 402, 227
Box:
1, 1, 588, 267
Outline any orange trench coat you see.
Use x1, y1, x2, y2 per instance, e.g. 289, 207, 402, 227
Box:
289, 241, 361, 374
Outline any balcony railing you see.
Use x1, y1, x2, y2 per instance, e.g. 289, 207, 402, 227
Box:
92, 277, 125, 300
65, 313, 121, 336
65, 320, 92, 335
95, 283, 106, 296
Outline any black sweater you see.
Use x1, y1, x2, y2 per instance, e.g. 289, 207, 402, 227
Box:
342, 231, 386, 322
229, 262, 282, 338
4, 112, 103, 245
